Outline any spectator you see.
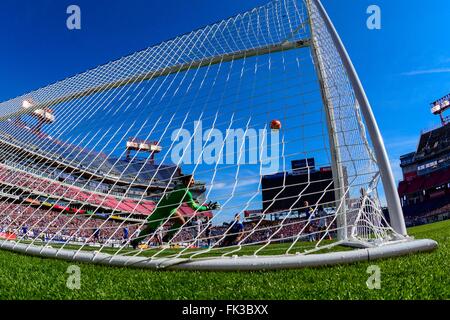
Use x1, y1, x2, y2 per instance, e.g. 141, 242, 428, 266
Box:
307, 206, 317, 242
317, 205, 331, 240
122, 227, 129, 244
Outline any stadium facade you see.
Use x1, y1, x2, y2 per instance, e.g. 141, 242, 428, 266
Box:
398, 93, 450, 226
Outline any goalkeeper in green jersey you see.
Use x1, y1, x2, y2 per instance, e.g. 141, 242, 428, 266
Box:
131, 174, 220, 249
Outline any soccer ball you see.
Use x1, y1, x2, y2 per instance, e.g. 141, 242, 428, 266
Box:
270, 119, 281, 130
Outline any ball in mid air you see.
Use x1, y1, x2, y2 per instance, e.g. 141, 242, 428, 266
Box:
270, 119, 282, 130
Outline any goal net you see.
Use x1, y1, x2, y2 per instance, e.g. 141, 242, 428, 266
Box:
0, 0, 436, 270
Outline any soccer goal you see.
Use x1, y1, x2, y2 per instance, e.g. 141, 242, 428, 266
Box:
0, 0, 436, 271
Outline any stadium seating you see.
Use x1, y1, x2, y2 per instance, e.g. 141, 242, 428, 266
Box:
0, 164, 158, 215
416, 124, 450, 159
0, 202, 139, 242
0, 121, 180, 187
0, 163, 214, 220
399, 168, 450, 197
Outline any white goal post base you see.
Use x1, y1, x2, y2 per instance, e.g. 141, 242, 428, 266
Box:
0, 239, 437, 271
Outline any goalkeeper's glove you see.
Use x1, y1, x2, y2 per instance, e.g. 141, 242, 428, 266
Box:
206, 201, 221, 210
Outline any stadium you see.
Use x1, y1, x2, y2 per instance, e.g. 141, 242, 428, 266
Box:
398, 93, 450, 227
0, 0, 448, 301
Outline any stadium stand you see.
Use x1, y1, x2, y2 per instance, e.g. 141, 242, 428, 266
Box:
0, 203, 139, 243
398, 119, 450, 226
0, 163, 210, 218
0, 118, 216, 249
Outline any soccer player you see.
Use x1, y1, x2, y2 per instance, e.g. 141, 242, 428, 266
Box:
204, 216, 213, 247
303, 201, 314, 218
192, 217, 202, 248
155, 225, 164, 246
220, 213, 245, 247
22, 226, 28, 239
122, 227, 129, 245
93, 228, 101, 243
130, 174, 219, 249
317, 205, 331, 240
307, 206, 317, 242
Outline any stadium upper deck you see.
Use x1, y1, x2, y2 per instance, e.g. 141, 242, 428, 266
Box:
0, 120, 179, 188
415, 123, 450, 162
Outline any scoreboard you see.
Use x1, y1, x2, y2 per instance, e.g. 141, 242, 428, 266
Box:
261, 169, 336, 213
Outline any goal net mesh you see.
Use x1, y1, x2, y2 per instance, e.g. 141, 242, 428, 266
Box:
0, 0, 402, 267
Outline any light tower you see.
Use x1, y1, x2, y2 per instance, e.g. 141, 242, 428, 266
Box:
21, 99, 55, 132
431, 93, 450, 126
126, 137, 162, 163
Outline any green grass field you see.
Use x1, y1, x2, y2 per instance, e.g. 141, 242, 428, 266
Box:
0, 220, 448, 300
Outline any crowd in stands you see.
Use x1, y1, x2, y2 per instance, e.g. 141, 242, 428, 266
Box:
405, 203, 450, 227
0, 203, 140, 244
192, 207, 336, 247
0, 201, 337, 248
0, 164, 206, 218
4, 194, 446, 249
240, 214, 336, 245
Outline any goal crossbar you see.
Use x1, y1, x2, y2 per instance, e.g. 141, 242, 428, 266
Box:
0, 39, 310, 122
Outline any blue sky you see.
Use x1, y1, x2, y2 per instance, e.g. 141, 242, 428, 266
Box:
0, 0, 449, 222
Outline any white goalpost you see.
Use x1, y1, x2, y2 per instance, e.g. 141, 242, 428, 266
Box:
0, 0, 437, 271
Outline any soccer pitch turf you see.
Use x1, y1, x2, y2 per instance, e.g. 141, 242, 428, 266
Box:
0, 220, 448, 300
